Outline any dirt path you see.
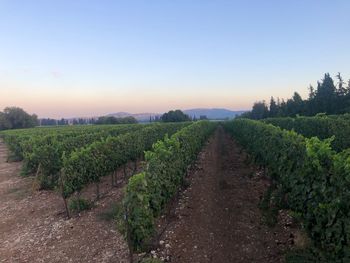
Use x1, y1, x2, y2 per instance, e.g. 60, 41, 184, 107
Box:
154, 127, 297, 263
0, 138, 130, 263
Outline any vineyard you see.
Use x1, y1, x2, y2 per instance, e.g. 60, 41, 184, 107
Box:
1, 117, 350, 262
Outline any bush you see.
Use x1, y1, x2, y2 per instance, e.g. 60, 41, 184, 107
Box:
141, 258, 163, 263
69, 197, 92, 212
124, 173, 154, 251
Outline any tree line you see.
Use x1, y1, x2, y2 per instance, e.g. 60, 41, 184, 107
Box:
0, 107, 38, 130
41, 116, 138, 126
0, 107, 200, 131
242, 73, 350, 119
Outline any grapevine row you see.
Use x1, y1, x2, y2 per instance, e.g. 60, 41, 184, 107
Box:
123, 120, 218, 251
0, 124, 141, 161
263, 115, 350, 151
224, 119, 350, 261
22, 124, 144, 188
61, 122, 189, 200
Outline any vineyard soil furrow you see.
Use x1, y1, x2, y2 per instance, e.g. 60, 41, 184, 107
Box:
155, 127, 299, 263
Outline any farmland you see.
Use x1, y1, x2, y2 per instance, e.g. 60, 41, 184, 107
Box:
0, 117, 350, 262
2, 1, 349, 262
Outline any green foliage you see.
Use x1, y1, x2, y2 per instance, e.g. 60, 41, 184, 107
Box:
243, 73, 350, 119
98, 202, 123, 221
124, 121, 217, 251
0, 107, 38, 131
69, 197, 92, 212
160, 109, 191, 122
62, 123, 188, 198
259, 184, 279, 227
285, 249, 323, 263
141, 258, 163, 263
264, 115, 350, 151
1, 123, 141, 161
1, 124, 144, 189
224, 119, 350, 261
95, 116, 137, 125
124, 173, 154, 251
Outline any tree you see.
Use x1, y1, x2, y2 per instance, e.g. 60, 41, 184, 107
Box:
285, 92, 304, 116
0, 107, 38, 130
336, 72, 347, 96
95, 116, 137, 125
313, 73, 337, 114
242, 73, 350, 119
269, 97, 278, 117
161, 110, 191, 122
0, 112, 10, 130
250, 101, 269, 120
308, 85, 315, 99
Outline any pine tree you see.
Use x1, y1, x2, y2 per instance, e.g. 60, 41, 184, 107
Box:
269, 97, 278, 117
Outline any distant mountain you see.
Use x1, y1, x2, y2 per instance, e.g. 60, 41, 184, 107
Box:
108, 112, 160, 122
108, 108, 246, 122
183, 108, 246, 120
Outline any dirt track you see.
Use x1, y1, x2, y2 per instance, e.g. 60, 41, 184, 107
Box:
154, 127, 298, 263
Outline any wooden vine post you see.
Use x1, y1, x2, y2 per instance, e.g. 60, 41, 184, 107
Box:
111, 171, 115, 187
59, 168, 70, 219
124, 202, 134, 263
133, 160, 137, 174
115, 170, 118, 186
95, 181, 100, 201
32, 163, 42, 192
123, 164, 127, 179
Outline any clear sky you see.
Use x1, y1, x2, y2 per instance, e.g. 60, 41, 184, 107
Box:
1, 0, 349, 118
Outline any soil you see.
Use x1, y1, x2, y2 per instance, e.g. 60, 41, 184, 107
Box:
0, 138, 133, 263
151, 127, 301, 263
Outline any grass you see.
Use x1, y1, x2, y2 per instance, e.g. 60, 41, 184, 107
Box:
285, 248, 324, 263
258, 185, 279, 227
69, 197, 92, 212
6, 186, 30, 200
98, 202, 121, 221
141, 258, 163, 263
98, 201, 126, 234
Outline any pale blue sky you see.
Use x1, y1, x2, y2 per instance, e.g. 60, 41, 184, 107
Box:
0, 0, 349, 118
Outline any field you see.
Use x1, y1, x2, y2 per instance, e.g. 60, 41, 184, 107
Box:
0, 117, 349, 262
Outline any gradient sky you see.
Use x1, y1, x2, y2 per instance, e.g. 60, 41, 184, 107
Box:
1, 0, 350, 118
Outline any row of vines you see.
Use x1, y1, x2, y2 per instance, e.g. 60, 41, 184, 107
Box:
1, 124, 145, 188
0, 124, 133, 160
61, 122, 188, 201
123, 120, 218, 253
224, 119, 350, 262
263, 115, 350, 151
1, 122, 191, 219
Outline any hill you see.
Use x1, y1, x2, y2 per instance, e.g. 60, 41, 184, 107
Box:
108, 108, 245, 122
183, 108, 246, 120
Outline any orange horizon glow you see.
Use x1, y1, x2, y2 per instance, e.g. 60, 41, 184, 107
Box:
1, 83, 309, 118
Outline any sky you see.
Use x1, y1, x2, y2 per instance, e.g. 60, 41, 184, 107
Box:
0, 0, 350, 118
